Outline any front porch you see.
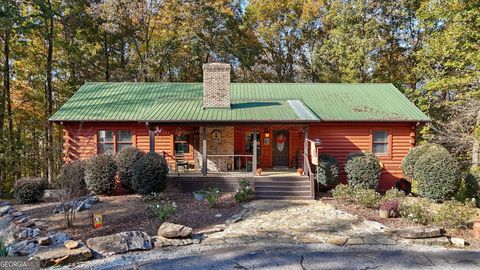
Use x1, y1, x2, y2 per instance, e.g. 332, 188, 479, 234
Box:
150, 124, 315, 199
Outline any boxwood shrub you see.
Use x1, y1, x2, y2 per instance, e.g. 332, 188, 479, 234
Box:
413, 146, 460, 201
401, 144, 444, 179
85, 154, 117, 195
132, 152, 168, 195
117, 147, 145, 192
345, 152, 381, 189
58, 160, 87, 197
14, 177, 47, 204
316, 154, 339, 187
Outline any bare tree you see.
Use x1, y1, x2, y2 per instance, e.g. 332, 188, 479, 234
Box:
433, 98, 480, 168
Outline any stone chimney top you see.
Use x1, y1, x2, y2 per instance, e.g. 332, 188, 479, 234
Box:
202, 63, 231, 109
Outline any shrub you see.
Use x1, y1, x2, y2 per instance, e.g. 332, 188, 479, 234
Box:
316, 154, 340, 187
131, 153, 168, 195
434, 199, 476, 229
206, 188, 220, 208
353, 188, 381, 208
345, 152, 381, 189
456, 169, 480, 204
234, 178, 254, 203
401, 144, 435, 179
400, 200, 433, 225
117, 147, 145, 192
379, 200, 400, 217
14, 177, 46, 204
331, 184, 354, 202
85, 154, 117, 195
382, 188, 406, 203
58, 160, 87, 197
413, 146, 460, 201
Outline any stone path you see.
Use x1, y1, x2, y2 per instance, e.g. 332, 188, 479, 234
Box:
203, 200, 396, 246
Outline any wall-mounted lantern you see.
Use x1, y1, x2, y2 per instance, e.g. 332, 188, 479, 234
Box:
314, 138, 322, 146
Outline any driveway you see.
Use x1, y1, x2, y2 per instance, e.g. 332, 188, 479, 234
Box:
69, 242, 480, 270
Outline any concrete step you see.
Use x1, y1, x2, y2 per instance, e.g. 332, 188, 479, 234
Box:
255, 186, 311, 192
255, 190, 311, 197
255, 194, 312, 200
254, 176, 309, 182
254, 181, 310, 187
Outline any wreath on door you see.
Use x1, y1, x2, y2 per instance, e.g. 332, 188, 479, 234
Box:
276, 133, 286, 152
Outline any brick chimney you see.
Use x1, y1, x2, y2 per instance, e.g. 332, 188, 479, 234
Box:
202, 63, 231, 109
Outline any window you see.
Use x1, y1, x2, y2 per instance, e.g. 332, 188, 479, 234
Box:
97, 130, 133, 154
372, 130, 389, 155
98, 130, 114, 154
174, 134, 189, 154
116, 130, 132, 152
245, 132, 260, 155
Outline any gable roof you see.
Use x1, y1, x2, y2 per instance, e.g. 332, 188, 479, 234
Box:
50, 82, 430, 123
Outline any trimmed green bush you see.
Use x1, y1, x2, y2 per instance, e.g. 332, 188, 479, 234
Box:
58, 160, 87, 197
14, 177, 47, 204
234, 178, 254, 203
401, 144, 433, 179
345, 152, 381, 189
316, 154, 340, 187
131, 152, 168, 195
353, 188, 381, 208
413, 146, 460, 201
117, 147, 145, 192
85, 154, 117, 195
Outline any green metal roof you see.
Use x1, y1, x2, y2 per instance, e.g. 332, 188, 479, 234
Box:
50, 82, 430, 122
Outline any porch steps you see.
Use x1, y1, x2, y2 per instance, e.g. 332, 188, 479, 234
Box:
254, 176, 312, 200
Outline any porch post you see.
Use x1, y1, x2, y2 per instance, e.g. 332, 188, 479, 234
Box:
303, 126, 309, 175
253, 127, 257, 174
148, 123, 155, 154
202, 126, 207, 176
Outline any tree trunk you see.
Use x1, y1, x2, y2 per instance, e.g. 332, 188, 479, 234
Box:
473, 108, 480, 167
45, 0, 54, 184
1, 30, 11, 183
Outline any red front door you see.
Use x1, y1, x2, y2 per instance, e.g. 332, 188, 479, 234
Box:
272, 130, 289, 167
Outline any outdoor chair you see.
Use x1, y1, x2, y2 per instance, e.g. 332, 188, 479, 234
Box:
175, 151, 189, 173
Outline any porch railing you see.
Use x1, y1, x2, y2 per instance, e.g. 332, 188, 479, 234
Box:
205, 154, 255, 174
304, 153, 315, 199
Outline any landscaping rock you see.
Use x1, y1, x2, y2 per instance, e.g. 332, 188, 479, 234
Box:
49, 232, 71, 246
346, 237, 364, 245
326, 236, 348, 246
225, 213, 243, 224
53, 196, 100, 214
0, 205, 12, 216
450, 237, 465, 247
403, 236, 451, 246
158, 222, 192, 238
0, 215, 13, 232
38, 237, 51, 245
17, 228, 41, 240
86, 231, 152, 256
153, 236, 200, 248
8, 240, 38, 256
33, 242, 92, 267
397, 226, 443, 239
64, 240, 80, 249
197, 227, 224, 235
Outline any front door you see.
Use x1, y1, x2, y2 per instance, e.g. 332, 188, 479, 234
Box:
272, 130, 289, 167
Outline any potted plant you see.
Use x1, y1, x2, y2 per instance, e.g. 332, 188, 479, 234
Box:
256, 168, 263, 176
297, 168, 304, 176
379, 200, 399, 218
193, 190, 207, 201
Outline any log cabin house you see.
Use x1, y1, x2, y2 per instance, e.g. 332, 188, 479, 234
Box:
50, 63, 429, 199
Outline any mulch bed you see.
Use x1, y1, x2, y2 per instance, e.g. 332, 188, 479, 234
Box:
15, 192, 243, 242
320, 193, 480, 249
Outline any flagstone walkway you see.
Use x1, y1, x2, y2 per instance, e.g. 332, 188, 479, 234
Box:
203, 200, 397, 246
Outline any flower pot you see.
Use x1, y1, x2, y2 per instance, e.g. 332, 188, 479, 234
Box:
193, 192, 205, 201
379, 209, 390, 219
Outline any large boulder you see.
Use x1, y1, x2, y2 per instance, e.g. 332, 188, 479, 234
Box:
86, 231, 152, 256
32, 242, 92, 268
397, 226, 443, 239
158, 222, 192, 239
0, 205, 12, 216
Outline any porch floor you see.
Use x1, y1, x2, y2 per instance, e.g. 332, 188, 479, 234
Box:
168, 169, 298, 177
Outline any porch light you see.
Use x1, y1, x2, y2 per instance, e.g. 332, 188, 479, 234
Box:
314, 138, 322, 146
265, 132, 270, 138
